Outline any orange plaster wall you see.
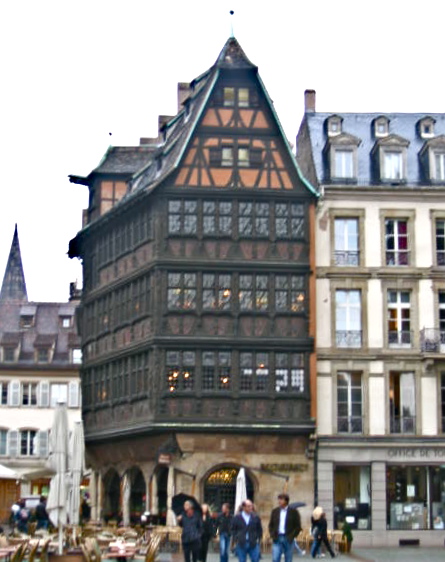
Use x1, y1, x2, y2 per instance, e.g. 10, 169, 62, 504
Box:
239, 169, 259, 187
202, 110, 219, 127
211, 169, 232, 186
253, 112, 269, 128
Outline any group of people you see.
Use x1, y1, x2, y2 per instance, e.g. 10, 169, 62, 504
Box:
10, 496, 50, 533
178, 493, 336, 562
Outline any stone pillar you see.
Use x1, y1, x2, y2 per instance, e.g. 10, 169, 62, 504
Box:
317, 461, 334, 523
89, 471, 97, 521
151, 474, 158, 515
371, 462, 386, 532
98, 473, 103, 523
166, 466, 176, 526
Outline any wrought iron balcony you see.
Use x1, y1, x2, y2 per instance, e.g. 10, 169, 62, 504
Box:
386, 250, 410, 266
336, 330, 362, 348
337, 416, 363, 433
420, 328, 445, 353
388, 330, 412, 347
390, 415, 416, 434
334, 251, 360, 266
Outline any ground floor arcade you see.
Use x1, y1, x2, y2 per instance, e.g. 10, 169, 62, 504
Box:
85, 431, 314, 527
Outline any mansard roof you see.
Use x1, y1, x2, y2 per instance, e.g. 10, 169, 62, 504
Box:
302, 111, 445, 185
0, 225, 28, 304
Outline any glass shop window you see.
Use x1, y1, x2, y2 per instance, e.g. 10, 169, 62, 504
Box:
334, 465, 371, 530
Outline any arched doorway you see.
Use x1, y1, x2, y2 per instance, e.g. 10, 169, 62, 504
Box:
102, 468, 120, 522
128, 467, 146, 524
204, 466, 254, 512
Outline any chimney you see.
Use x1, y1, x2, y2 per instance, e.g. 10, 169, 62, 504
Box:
304, 89, 316, 113
178, 82, 191, 111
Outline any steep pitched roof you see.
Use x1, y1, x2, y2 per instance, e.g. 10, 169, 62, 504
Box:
0, 225, 28, 303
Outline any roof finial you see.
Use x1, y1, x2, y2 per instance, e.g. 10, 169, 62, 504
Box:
229, 10, 235, 38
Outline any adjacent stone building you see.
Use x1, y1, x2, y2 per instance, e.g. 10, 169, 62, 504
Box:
69, 38, 318, 524
297, 90, 445, 546
0, 226, 82, 522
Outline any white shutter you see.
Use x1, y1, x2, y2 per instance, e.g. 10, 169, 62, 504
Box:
37, 430, 49, 458
8, 430, 19, 457
68, 381, 79, 408
38, 381, 50, 407
8, 381, 20, 406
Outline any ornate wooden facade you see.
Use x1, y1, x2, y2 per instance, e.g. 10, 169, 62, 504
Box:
69, 38, 317, 517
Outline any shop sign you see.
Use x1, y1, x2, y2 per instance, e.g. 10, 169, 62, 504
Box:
260, 463, 308, 472
158, 453, 172, 465
387, 447, 445, 459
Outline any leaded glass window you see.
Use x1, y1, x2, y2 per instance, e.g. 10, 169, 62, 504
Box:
202, 351, 231, 391
275, 275, 305, 312
166, 351, 195, 392
203, 201, 232, 236
203, 274, 232, 310
239, 275, 268, 311
168, 200, 197, 235
167, 273, 197, 310
239, 352, 269, 392
275, 202, 305, 239
275, 353, 305, 393
238, 202, 270, 237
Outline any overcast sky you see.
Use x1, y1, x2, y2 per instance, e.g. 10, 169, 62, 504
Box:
0, 0, 443, 302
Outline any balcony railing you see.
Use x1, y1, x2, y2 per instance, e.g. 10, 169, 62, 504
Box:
390, 415, 416, 434
386, 250, 410, 266
337, 416, 363, 433
420, 328, 445, 352
334, 251, 360, 266
388, 330, 412, 347
336, 330, 362, 348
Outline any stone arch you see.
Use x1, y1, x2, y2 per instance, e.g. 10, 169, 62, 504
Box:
125, 466, 146, 524
202, 464, 256, 513
102, 468, 121, 521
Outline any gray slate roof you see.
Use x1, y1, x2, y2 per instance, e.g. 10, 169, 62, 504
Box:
303, 112, 445, 185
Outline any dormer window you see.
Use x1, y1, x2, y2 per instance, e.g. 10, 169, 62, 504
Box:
20, 315, 34, 329
327, 116, 342, 137
372, 134, 409, 183
418, 117, 435, 139
324, 131, 360, 182
374, 117, 389, 137
419, 135, 445, 183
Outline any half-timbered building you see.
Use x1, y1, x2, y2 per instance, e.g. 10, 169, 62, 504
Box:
69, 38, 317, 524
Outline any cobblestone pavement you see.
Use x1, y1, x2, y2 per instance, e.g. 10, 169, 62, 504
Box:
164, 547, 445, 562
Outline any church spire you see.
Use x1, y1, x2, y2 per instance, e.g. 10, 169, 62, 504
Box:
0, 225, 28, 303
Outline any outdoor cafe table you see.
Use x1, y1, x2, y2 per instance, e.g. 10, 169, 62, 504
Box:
0, 546, 17, 562
104, 541, 137, 562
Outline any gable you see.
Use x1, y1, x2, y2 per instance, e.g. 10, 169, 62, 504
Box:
173, 73, 308, 193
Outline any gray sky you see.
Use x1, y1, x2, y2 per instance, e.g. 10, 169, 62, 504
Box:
0, 0, 443, 301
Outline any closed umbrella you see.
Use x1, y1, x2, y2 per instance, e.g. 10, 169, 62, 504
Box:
67, 421, 85, 528
122, 473, 131, 526
47, 403, 69, 554
235, 468, 247, 513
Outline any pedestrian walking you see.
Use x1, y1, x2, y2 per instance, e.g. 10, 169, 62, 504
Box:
269, 493, 304, 562
35, 496, 50, 530
310, 507, 335, 559
199, 504, 215, 562
231, 499, 262, 562
178, 500, 203, 562
217, 503, 233, 562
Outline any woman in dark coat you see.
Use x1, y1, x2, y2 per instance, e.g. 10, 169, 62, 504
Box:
199, 504, 215, 562
310, 507, 335, 559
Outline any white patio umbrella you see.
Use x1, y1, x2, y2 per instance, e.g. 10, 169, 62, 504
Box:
235, 468, 247, 513
122, 473, 131, 526
47, 403, 69, 555
67, 421, 85, 529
